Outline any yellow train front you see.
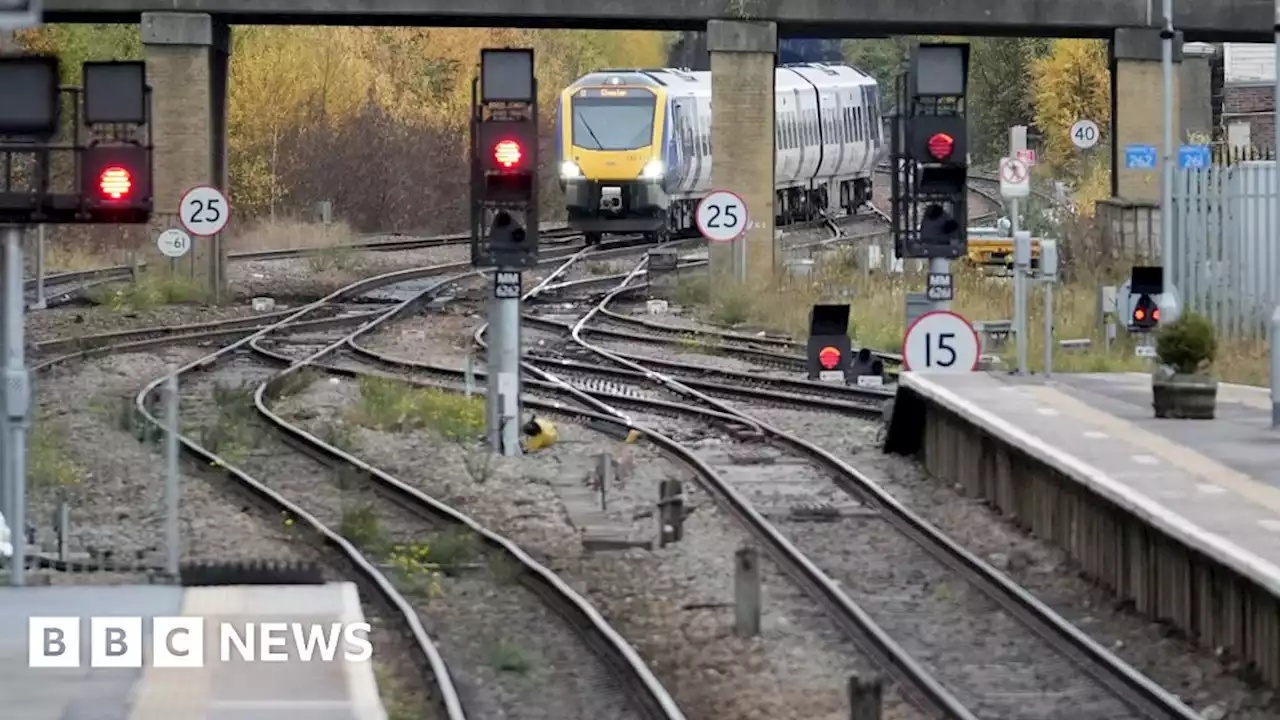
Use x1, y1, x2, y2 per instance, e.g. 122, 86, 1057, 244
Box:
557, 65, 883, 245
556, 72, 670, 244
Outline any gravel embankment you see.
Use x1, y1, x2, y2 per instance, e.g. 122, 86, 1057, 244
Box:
29, 350, 445, 718
345, 320, 926, 720
593, 327, 1280, 719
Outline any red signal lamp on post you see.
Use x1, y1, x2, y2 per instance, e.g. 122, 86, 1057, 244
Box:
927, 132, 955, 161
819, 346, 842, 370
494, 139, 522, 169
98, 166, 133, 200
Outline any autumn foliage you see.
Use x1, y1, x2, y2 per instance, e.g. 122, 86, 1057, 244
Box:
16, 25, 670, 236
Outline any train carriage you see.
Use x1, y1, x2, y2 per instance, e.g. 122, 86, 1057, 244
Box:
556, 63, 883, 243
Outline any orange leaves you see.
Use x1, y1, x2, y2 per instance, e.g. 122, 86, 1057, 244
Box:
1030, 39, 1110, 178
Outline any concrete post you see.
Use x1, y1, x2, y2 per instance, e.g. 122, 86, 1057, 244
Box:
708, 20, 777, 283
847, 674, 883, 720
1, 226, 29, 585
595, 453, 613, 511
734, 546, 761, 637
1111, 28, 1182, 204
657, 479, 683, 546
141, 13, 231, 299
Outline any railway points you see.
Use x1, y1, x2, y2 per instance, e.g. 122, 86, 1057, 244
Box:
887, 370, 1280, 688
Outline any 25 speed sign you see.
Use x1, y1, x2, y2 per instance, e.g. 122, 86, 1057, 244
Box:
179, 185, 230, 236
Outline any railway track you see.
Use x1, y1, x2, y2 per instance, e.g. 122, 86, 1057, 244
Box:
26, 208, 1201, 717
28, 234, 685, 720
23, 225, 582, 309
293, 210, 1199, 717
540, 262, 1199, 719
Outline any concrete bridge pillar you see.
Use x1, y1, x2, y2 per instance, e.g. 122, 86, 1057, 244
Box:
1110, 28, 1182, 203
141, 12, 230, 299
707, 20, 777, 284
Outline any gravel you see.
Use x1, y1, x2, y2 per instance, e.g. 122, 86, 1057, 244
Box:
226, 244, 472, 301
27, 304, 272, 346
740, 406, 1280, 720
271, 375, 647, 720
27, 349, 308, 577
581, 292, 1280, 718
345, 323, 928, 719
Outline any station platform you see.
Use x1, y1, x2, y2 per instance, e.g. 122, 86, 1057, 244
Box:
885, 371, 1280, 687
0, 582, 386, 719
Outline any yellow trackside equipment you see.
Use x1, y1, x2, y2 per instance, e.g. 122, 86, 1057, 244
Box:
521, 415, 559, 452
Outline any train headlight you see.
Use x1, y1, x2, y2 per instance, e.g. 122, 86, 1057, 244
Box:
559, 161, 582, 179
640, 160, 664, 180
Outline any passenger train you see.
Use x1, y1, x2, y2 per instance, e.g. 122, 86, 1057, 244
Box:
556, 63, 884, 243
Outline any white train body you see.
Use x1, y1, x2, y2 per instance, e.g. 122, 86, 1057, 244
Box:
557, 63, 884, 240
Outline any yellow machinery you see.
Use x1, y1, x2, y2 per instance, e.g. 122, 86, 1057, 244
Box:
965, 230, 1041, 270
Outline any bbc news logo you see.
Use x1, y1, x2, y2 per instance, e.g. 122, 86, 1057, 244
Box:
28, 617, 373, 668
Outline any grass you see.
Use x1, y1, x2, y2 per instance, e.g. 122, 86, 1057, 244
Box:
678, 257, 1272, 386
30, 217, 356, 278
340, 503, 385, 552
86, 272, 209, 311
200, 382, 260, 464
386, 541, 443, 598
28, 416, 86, 494
224, 217, 358, 254
347, 377, 486, 441
487, 641, 533, 674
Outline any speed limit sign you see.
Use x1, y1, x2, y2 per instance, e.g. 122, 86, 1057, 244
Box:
902, 310, 980, 372
1070, 119, 1099, 149
179, 185, 230, 236
156, 229, 191, 258
695, 190, 748, 242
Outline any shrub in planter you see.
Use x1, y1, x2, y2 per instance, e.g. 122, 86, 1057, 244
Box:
1152, 311, 1218, 419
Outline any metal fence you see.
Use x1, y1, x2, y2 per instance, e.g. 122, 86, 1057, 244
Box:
1171, 160, 1280, 342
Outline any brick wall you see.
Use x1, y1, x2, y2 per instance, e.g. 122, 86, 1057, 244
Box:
144, 42, 224, 292
710, 50, 776, 279
1223, 83, 1276, 150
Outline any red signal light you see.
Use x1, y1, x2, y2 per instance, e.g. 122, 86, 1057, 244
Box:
927, 133, 954, 160
99, 166, 132, 200
494, 140, 522, 168
1134, 308, 1145, 320
819, 346, 841, 369
1152, 308, 1160, 321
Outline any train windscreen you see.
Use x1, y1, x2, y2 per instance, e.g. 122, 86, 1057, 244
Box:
570, 91, 657, 151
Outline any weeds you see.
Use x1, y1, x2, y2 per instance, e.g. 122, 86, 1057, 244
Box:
676, 260, 1273, 385
200, 382, 259, 463
87, 273, 207, 312
340, 503, 385, 552
28, 417, 85, 493
386, 541, 443, 597
307, 245, 363, 273
487, 642, 532, 674
426, 527, 479, 576
347, 377, 485, 441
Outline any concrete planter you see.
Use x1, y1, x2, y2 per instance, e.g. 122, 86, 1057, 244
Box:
1152, 373, 1218, 419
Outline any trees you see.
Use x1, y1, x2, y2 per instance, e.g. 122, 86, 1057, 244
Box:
16, 25, 668, 233
1029, 39, 1110, 179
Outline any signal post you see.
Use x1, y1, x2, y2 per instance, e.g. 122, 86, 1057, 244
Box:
471, 49, 539, 457
891, 44, 969, 325
0, 55, 155, 584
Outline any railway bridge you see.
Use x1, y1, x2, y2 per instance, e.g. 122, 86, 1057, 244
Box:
40, 0, 1266, 285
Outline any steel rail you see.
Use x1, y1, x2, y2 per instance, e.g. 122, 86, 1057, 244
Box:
570, 256, 1202, 720
247, 237, 689, 720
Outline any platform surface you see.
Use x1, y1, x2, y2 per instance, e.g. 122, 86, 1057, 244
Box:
902, 371, 1280, 595
0, 582, 386, 720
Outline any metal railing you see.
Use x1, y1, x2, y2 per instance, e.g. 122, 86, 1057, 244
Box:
1171, 160, 1280, 341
